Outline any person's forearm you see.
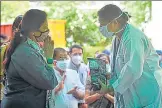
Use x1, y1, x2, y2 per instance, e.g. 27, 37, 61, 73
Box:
54, 85, 61, 95
89, 90, 101, 95
105, 94, 114, 103
85, 94, 100, 104
73, 90, 85, 100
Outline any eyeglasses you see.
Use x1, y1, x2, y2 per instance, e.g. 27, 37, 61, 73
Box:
34, 29, 49, 37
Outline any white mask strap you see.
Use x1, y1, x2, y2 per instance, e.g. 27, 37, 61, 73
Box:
106, 12, 123, 27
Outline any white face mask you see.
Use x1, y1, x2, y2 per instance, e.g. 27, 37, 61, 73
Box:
56, 60, 69, 71
71, 55, 82, 65
106, 64, 111, 72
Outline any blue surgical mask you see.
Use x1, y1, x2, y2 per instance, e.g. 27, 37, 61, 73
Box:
99, 12, 126, 38
56, 60, 69, 71
99, 25, 114, 37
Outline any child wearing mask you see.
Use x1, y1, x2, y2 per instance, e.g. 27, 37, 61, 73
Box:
85, 53, 114, 108
47, 48, 85, 108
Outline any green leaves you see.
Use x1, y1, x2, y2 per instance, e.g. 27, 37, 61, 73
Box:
1, 1, 30, 23
40, 1, 106, 46
121, 1, 152, 28
1, 1, 151, 59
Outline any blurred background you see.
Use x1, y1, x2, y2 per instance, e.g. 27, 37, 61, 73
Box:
1, 1, 162, 62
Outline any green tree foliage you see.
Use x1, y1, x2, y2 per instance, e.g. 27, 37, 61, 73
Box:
1, 1, 152, 61
121, 1, 152, 29
40, 1, 110, 47
1, 1, 30, 23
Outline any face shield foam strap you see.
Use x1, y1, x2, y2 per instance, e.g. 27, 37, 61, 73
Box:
109, 12, 129, 34
115, 12, 124, 20
107, 11, 130, 26
107, 12, 123, 26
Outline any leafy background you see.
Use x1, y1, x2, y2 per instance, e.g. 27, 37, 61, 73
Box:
1, 1, 152, 62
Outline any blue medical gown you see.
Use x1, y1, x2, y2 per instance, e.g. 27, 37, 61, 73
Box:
109, 24, 162, 108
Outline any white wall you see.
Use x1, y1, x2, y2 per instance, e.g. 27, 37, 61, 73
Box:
145, 1, 162, 50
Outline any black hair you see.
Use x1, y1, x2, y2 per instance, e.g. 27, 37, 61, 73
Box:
69, 44, 83, 53
53, 48, 67, 59
12, 15, 23, 32
98, 4, 129, 27
4, 15, 23, 69
21, 9, 47, 36
96, 53, 110, 63
4, 9, 47, 70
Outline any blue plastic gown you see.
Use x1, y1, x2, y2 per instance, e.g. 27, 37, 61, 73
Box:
109, 24, 162, 108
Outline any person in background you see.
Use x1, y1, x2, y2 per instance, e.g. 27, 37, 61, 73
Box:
156, 50, 162, 68
68, 45, 89, 108
0, 34, 8, 47
0, 34, 8, 108
0, 35, 8, 81
98, 4, 162, 107
0, 15, 23, 108
47, 48, 85, 108
85, 53, 114, 108
1, 9, 58, 108
95, 50, 100, 58
102, 49, 110, 56
0, 34, 8, 79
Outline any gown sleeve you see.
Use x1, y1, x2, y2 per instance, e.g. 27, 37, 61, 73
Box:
111, 38, 145, 94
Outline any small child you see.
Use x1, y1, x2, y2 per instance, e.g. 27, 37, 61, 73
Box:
47, 48, 85, 108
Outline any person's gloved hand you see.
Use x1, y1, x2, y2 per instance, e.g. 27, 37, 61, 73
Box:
98, 79, 113, 94
43, 36, 54, 58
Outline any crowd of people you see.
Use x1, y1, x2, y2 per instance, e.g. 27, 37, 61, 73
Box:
0, 4, 162, 108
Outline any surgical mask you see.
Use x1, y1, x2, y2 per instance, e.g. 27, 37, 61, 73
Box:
56, 60, 69, 71
71, 55, 82, 65
99, 12, 126, 38
106, 64, 111, 72
99, 25, 114, 37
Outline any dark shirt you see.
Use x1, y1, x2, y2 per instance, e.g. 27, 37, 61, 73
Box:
1, 39, 58, 108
